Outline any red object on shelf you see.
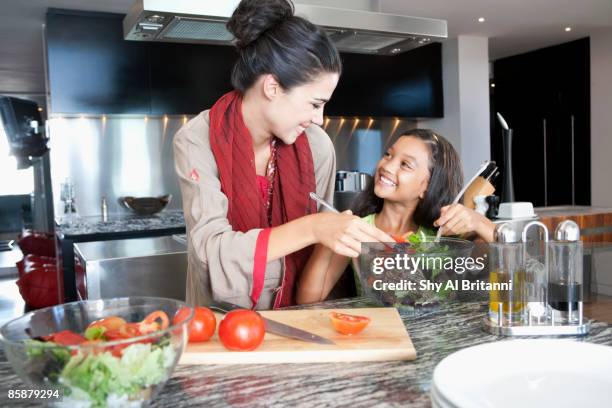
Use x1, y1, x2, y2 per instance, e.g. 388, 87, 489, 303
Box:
16, 259, 25, 279
15, 231, 61, 309
23, 254, 56, 273
16, 266, 60, 309
17, 231, 56, 258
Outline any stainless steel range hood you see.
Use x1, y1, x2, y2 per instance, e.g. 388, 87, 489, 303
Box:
123, 0, 447, 55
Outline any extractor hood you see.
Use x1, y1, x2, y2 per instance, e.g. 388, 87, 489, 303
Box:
123, 0, 447, 55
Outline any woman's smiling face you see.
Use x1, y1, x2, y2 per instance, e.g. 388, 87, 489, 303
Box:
374, 135, 431, 204
266, 72, 339, 144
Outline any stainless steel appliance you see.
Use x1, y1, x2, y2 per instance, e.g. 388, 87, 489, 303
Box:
123, 0, 447, 55
74, 236, 187, 301
334, 170, 371, 212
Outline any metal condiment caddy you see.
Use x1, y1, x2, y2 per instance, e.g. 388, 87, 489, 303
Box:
482, 220, 590, 336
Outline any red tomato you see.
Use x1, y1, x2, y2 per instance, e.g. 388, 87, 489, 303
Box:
329, 312, 371, 335
87, 316, 127, 332
218, 310, 265, 351
173, 307, 216, 343
48, 330, 86, 346
120, 322, 144, 337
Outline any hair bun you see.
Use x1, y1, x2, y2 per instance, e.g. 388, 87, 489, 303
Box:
227, 0, 294, 49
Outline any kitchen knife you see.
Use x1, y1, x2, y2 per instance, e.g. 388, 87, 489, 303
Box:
209, 300, 335, 345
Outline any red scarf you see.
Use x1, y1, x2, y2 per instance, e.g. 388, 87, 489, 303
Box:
209, 91, 316, 308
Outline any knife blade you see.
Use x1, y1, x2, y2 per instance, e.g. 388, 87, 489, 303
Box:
209, 300, 335, 345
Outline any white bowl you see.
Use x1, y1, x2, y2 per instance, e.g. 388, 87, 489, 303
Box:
432, 339, 612, 408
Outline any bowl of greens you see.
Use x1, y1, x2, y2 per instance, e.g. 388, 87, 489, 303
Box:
0, 297, 193, 407
357, 237, 475, 313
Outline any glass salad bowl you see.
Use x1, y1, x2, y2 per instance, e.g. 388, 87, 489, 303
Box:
0, 297, 193, 407
357, 237, 476, 313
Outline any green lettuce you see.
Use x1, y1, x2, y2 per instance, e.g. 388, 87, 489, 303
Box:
60, 342, 176, 407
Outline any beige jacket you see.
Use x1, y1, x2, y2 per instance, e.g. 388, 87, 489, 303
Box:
173, 110, 336, 310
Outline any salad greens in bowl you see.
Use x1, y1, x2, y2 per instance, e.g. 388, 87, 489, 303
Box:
0, 297, 193, 407
357, 236, 475, 313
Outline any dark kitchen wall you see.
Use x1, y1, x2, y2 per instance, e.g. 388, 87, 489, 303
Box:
491, 38, 590, 206
46, 9, 443, 118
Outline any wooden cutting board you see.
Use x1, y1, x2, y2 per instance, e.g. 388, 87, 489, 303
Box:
179, 307, 416, 364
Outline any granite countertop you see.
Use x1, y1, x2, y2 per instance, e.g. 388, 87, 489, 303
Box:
55, 210, 185, 239
1, 298, 610, 407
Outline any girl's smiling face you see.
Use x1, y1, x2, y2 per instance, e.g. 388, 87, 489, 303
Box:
374, 135, 431, 204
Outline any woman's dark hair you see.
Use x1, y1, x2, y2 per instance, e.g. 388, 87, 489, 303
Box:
352, 129, 464, 230
226, 0, 342, 93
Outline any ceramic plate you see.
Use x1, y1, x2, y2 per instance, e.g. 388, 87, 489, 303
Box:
433, 339, 612, 408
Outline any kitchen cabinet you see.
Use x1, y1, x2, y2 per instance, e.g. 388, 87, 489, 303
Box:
491, 38, 590, 206
148, 42, 235, 115
325, 43, 443, 118
46, 9, 443, 118
46, 10, 151, 114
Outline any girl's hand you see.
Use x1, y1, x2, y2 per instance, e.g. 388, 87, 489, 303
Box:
312, 210, 394, 258
434, 204, 495, 242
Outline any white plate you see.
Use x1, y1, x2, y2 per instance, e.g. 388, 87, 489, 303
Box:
433, 339, 612, 408
431, 383, 457, 408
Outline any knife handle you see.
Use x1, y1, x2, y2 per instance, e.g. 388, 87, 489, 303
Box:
209, 300, 244, 313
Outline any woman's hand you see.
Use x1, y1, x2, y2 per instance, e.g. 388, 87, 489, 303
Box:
312, 210, 394, 258
434, 204, 496, 242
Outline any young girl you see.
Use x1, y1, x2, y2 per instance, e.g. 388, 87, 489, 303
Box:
297, 129, 496, 304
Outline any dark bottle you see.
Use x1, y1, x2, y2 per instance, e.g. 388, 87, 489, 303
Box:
548, 282, 581, 312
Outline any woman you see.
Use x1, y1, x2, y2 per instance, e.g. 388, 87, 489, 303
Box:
297, 129, 496, 304
173, 0, 392, 310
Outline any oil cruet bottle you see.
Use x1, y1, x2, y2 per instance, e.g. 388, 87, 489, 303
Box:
489, 223, 526, 325
548, 220, 583, 325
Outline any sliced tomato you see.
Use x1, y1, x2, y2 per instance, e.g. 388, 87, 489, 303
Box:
109, 343, 130, 357
329, 312, 371, 335
87, 316, 127, 332
120, 322, 143, 337
103, 329, 125, 341
392, 235, 407, 243
139, 311, 169, 334
103, 323, 139, 340
48, 330, 87, 346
